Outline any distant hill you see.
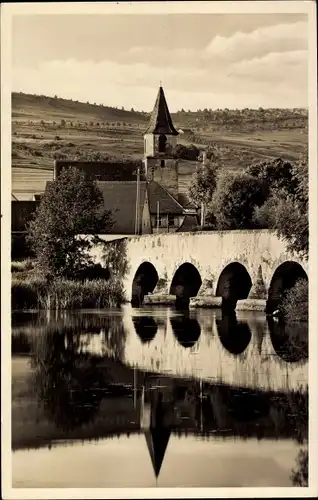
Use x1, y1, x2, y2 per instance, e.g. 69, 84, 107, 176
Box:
12, 92, 308, 131
12, 92, 149, 124
11, 92, 308, 200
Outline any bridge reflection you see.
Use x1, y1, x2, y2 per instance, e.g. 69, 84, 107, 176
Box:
11, 309, 308, 484
170, 314, 201, 348
133, 316, 158, 343
216, 312, 252, 355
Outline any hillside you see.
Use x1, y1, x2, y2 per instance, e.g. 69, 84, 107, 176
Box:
11, 92, 308, 200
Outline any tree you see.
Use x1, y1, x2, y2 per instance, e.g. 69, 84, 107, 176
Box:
27, 167, 113, 279
188, 162, 220, 208
253, 151, 308, 257
174, 144, 199, 161
246, 158, 296, 197
211, 171, 265, 230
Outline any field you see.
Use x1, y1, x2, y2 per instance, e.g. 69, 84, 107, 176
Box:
11, 92, 308, 200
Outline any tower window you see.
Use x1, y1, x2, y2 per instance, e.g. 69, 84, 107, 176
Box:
158, 134, 167, 153
161, 160, 165, 168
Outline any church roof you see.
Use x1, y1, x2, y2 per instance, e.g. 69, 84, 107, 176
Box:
145, 87, 179, 136
97, 180, 184, 234
176, 214, 200, 232
147, 181, 184, 215
97, 181, 147, 234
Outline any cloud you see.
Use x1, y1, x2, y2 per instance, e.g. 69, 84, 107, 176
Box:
12, 18, 308, 110
12, 50, 308, 111
204, 21, 307, 63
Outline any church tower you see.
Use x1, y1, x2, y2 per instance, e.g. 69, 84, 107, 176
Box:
143, 86, 179, 198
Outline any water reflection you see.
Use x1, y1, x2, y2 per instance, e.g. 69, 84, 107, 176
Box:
142, 390, 173, 479
267, 318, 308, 363
31, 328, 111, 432
216, 312, 251, 355
133, 316, 158, 343
291, 448, 308, 486
11, 307, 309, 487
170, 313, 201, 348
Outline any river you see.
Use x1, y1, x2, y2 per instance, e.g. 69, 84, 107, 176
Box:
11, 306, 308, 488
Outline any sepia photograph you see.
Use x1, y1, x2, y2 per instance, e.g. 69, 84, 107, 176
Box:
1, 1, 317, 498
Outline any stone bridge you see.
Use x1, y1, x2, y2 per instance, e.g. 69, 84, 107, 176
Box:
92, 230, 308, 313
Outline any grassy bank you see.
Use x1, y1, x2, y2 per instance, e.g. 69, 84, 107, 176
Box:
12, 276, 125, 310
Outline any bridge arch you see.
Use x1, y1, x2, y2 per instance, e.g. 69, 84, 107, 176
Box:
131, 262, 159, 307
266, 261, 308, 314
169, 262, 202, 310
133, 316, 158, 343
216, 262, 252, 311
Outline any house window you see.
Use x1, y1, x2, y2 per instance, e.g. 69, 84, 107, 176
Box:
155, 215, 166, 228
168, 214, 175, 227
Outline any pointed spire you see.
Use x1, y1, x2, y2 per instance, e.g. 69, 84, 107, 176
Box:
145, 86, 179, 135
143, 390, 171, 479
145, 427, 171, 478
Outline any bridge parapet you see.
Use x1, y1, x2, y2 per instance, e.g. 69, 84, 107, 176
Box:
92, 230, 308, 311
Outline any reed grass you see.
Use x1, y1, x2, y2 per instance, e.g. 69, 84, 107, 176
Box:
11, 258, 35, 273
11, 277, 125, 310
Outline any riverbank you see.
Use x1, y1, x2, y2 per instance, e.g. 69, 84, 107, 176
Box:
11, 276, 124, 310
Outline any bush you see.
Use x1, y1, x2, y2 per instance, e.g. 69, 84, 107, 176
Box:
11, 277, 125, 310
280, 278, 308, 322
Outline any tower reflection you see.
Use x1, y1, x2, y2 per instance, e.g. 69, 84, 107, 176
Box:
141, 384, 172, 481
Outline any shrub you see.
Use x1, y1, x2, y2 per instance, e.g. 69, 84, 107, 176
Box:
280, 278, 308, 323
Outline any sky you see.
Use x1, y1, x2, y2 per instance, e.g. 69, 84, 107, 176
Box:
11, 13, 308, 111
